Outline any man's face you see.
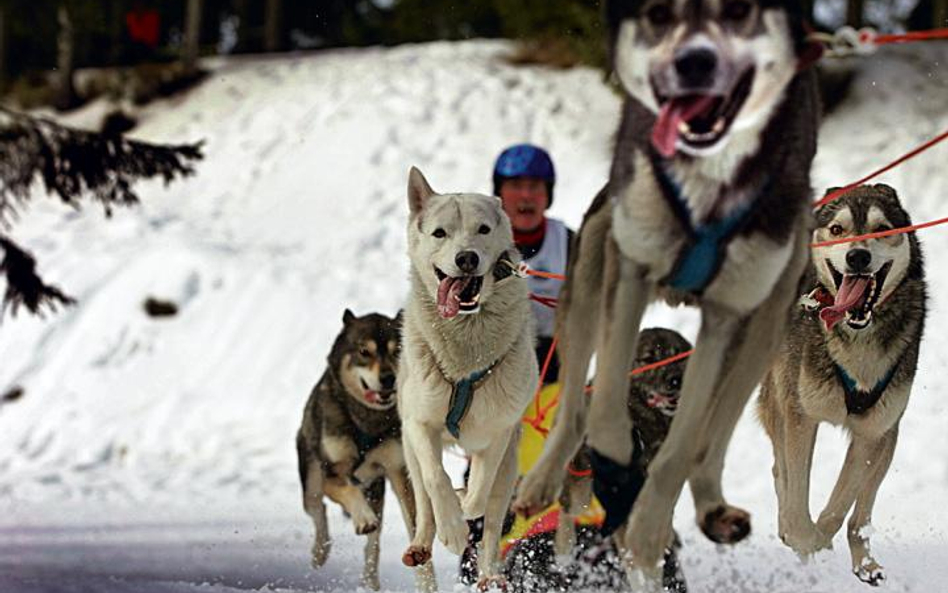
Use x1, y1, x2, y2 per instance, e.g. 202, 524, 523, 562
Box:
498, 177, 549, 233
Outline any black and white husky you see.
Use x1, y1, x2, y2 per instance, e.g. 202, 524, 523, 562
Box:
759, 184, 926, 585
513, 0, 821, 584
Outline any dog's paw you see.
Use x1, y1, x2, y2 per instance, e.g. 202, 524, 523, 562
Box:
701, 504, 752, 544
779, 521, 832, 557
310, 538, 331, 568
351, 507, 380, 536
477, 575, 508, 592
854, 558, 885, 586
512, 467, 562, 518
435, 506, 470, 555
402, 545, 432, 567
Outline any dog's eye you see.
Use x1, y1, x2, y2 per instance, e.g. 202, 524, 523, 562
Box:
722, 0, 752, 21
875, 224, 892, 234
432, 228, 446, 239
478, 224, 491, 235
645, 3, 674, 26
829, 224, 844, 236
359, 347, 371, 357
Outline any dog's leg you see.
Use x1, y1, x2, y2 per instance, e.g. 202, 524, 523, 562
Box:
389, 464, 438, 593
362, 478, 385, 591
757, 376, 791, 530
554, 461, 591, 563
401, 429, 438, 571
477, 426, 520, 590
815, 432, 884, 538
686, 232, 808, 550
403, 420, 469, 555
842, 426, 897, 586
626, 303, 741, 570
463, 428, 516, 520
774, 410, 828, 556
323, 475, 380, 536
586, 250, 649, 464
514, 220, 608, 518
301, 461, 331, 568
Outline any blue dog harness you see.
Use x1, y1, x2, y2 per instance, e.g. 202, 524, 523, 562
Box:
835, 361, 899, 416
652, 158, 767, 294
445, 360, 499, 439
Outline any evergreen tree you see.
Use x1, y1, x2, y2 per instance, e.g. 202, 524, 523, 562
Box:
0, 107, 203, 317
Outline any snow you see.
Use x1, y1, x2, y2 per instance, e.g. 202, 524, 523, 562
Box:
1, 40, 946, 592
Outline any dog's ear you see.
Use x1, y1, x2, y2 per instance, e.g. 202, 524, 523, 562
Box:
343, 308, 356, 325
394, 308, 405, 327
408, 166, 436, 214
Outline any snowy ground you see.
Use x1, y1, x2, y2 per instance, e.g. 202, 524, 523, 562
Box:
0, 40, 946, 592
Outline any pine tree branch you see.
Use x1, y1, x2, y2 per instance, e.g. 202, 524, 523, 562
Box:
0, 107, 203, 318
0, 235, 75, 318
0, 107, 203, 221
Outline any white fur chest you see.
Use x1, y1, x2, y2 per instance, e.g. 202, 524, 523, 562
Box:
611, 152, 796, 314
398, 324, 537, 453
797, 360, 909, 438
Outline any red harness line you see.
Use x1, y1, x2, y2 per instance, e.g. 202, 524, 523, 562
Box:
814, 127, 948, 209
873, 29, 948, 45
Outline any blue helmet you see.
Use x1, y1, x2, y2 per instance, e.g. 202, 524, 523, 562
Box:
492, 144, 556, 205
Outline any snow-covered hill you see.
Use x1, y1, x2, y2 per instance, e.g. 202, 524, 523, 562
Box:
0, 40, 946, 592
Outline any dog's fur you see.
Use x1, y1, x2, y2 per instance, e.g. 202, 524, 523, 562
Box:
513, 0, 820, 581
296, 309, 430, 590
398, 167, 539, 589
555, 328, 692, 558
758, 184, 926, 584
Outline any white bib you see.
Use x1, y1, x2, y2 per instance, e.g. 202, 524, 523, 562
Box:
526, 218, 569, 338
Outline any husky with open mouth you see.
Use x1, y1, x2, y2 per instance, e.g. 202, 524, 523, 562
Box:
296, 309, 432, 591
512, 0, 821, 583
398, 167, 538, 591
758, 184, 926, 585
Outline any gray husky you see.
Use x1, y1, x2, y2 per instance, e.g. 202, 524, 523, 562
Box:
513, 0, 820, 581
758, 184, 926, 585
296, 309, 429, 590
398, 167, 538, 590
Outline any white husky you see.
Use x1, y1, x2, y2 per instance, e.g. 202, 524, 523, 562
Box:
397, 167, 538, 590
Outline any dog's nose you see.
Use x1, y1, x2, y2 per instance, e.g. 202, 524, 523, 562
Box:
455, 251, 480, 274
846, 248, 872, 273
380, 373, 396, 391
674, 48, 718, 89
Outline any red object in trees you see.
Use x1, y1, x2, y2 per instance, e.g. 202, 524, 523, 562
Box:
126, 8, 161, 48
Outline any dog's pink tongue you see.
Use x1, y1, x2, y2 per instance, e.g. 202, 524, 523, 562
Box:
651, 96, 717, 157
437, 277, 463, 319
819, 276, 869, 331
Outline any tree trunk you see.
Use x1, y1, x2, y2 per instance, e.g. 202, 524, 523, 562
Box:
263, 0, 282, 52
234, 0, 251, 53
0, 5, 6, 91
846, 0, 865, 27
183, 0, 203, 73
108, 0, 124, 65
55, 3, 78, 111
935, 0, 948, 27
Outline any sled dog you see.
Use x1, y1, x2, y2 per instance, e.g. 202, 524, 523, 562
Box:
758, 184, 926, 585
398, 167, 538, 590
296, 309, 430, 590
513, 0, 821, 581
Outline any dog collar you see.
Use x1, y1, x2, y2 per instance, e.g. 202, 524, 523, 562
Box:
652, 156, 768, 295
492, 251, 519, 283
835, 361, 899, 415
444, 359, 501, 439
